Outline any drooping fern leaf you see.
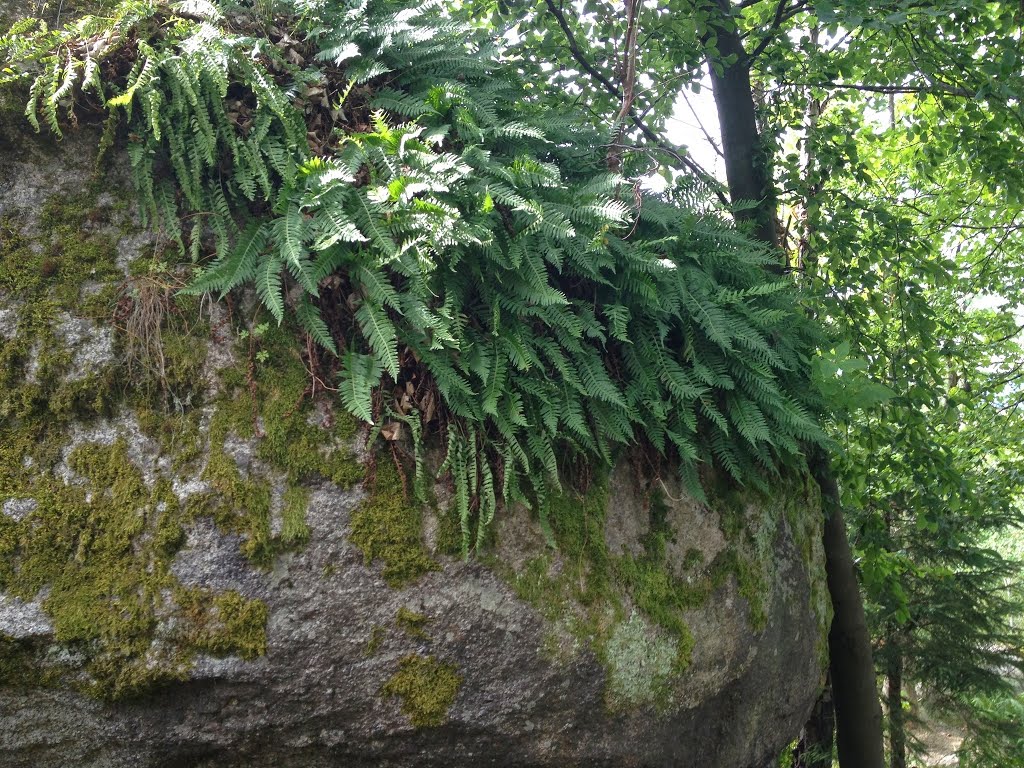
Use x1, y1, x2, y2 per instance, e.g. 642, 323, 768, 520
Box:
339, 351, 382, 424
8, 0, 827, 558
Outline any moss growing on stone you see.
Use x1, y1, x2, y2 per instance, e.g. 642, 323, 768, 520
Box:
381, 653, 461, 728
395, 606, 430, 641
281, 485, 311, 547
364, 625, 386, 657
175, 587, 268, 660
709, 482, 783, 635
781, 473, 831, 669
499, 481, 689, 710
434, 497, 466, 557
349, 459, 439, 587
508, 480, 697, 680
213, 322, 361, 486
194, 319, 362, 567
1, 191, 122, 317
0, 637, 54, 689
508, 554, 569, 620
0, 439, 268, 700
502, 471, 815, 708
0, 188, 277, 699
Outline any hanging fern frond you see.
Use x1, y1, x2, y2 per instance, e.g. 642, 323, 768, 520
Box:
339, 351, 382, 424
11, 0, 827, 559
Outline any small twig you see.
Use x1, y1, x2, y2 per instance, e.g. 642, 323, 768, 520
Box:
607, 0, 641, 172
543, 0, 729, 203
747, 0, 794, 61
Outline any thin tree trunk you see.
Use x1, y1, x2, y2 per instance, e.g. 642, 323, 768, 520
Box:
812, 447, 886, 768
700, 2, 885, 763
887, 636, 907, 768
606, 0, 640, 173
704, 0, 778, 248
795, 26, 822, 273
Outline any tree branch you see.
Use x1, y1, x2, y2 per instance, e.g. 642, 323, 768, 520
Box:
543, 0, 728, 202
543, 0, 620, 103
679, 88, 725, 158
747, 0, 794, 61
607, 0, 641, 172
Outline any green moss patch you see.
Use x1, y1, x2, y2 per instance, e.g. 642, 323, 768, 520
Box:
0, 191, 354, 698
395, 606, 430, 640
2, 192, 123, 319
175, 587, 268, 660
506, 481, 697, 685
349, 459, 439, 587
381, 653, 461, 728
0, 439, 267, 699
502, 472, 800, 710
190, 320, 361, 568
782, 474, 831, 668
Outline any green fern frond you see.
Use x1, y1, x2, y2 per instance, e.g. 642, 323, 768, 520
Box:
256, 256, 286, 323
11, 0, 827, 557
296, 296, 338, 355
338, 351, 382, 423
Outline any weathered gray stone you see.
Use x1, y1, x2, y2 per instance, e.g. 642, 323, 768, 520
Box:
1, 498, 36, 521
0, 68, 829, 768
0, 595, 53, 639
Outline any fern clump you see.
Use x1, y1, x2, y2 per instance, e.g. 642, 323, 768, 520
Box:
4, 0, 825, 552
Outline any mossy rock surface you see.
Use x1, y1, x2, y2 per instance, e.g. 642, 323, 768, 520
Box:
0, 77, 827, 768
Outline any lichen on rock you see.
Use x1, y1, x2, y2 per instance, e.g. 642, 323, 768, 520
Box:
604, 613, 678, 711
0, 124, 356, 701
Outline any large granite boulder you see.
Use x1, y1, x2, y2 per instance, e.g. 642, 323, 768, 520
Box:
0, 90, 830, 767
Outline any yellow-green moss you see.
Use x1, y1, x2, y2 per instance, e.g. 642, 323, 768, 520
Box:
381, 654, 461, 728
281, 485, 311, 546
0, 182, 344, 703
364, 624, 386, 656
0, 637, 55, 689
706, 477, 784, 634
501, 473, 805, 709
1, 191, 122, 319
500, 480, 693, 708
194, 319, 362, 567
349, 459, 439, 587
434, 497, 465, 557
175, 587, 268, 659
0, 189, 273, 700
0, 192, 123, 428
395, 606, 430, 640
0, 439, 268, 700
214, 322, 361, 486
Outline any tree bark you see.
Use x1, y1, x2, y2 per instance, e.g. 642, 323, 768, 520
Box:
606, 0, 640, 173
887, 638, 907, 768
699, 2, 885, 763
704, 0, 778, 249
811, 447, 886, 768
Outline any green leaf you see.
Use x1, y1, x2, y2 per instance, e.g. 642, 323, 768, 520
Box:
338, 351, 381, 423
